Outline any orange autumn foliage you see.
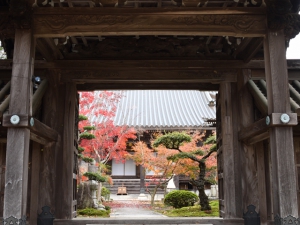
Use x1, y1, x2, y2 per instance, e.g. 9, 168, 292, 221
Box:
128, 141, 187, 177
179, 131, 217, 182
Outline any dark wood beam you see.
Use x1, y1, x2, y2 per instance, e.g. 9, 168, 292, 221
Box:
239, 113, 298, 145
232, 37, 252, 59
1, 60, 300, 70
32, 8, 266, 37
77, 82, 220, 91
239, 117, 269, 145
36, 38, 56, 61
30, 118, 59, 144
241, 37, 264, 63
36, 38, 64, 62
251, 69, 300, 80
61, 69, 237, 83
2, 115, 59, 145
33, 60, 267, 70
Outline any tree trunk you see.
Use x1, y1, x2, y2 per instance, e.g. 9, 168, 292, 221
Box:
149, 185, 159, 206
198, 161, 211, 211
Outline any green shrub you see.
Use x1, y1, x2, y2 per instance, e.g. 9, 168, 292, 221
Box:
80, 132, 96, 140
164, 190, 199, 209
78, 147, 85, 153
83, 126, 96, 131
101, 187, 110, 200
79, 115, 88, 121
102, 187, 110, 197
77, 208, 110, 217
83, 172, 107, 182
82, 157, 94, 163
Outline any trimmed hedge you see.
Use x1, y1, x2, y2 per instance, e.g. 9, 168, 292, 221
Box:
164, 190, 199, 209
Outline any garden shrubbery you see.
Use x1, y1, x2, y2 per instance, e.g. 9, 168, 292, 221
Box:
77, 208, 110, 217
164, 190, 199, 209
101, 186, 111, 200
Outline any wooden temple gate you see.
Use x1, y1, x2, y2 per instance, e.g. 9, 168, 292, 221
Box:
0, 0, 300, 224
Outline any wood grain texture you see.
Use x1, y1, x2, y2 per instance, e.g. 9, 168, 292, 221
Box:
77, 82, 220, 91
36, 60, 266, 70
30, 118, 59, 142
4, 29, 34, 220
255, 141, 268, 225
0, 144, 6, 217
55, 83, 76, 219
9, 29, 34, 115
4, 128, 30, 218
29, 142, 41, 225
294, 137, 300, 214
39, 71, 64, 219
32, 8, 266, 38
238, 117, 268, 142
61, 70, 237, 83
264, 30, 298, 217
231, 80, 243, 218
220, 82, 239, 218
264, 141, 273, 221
2, 115, 59, 143
237, 70, 258, 214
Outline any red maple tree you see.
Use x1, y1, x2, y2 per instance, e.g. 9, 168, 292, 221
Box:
78, 91, 136, 198
79, 91, 136, 164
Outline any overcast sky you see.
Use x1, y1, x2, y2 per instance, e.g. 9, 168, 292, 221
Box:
287, 34, 300, 59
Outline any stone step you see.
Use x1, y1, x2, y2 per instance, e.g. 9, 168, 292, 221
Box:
104, 179, 165, 194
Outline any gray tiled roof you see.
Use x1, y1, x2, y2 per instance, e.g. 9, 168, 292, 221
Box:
111, 90, 216, 130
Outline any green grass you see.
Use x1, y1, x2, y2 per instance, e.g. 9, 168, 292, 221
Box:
77, 208, 110, 217
155, 200, 219, 217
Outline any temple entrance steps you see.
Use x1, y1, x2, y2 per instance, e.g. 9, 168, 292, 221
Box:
105, 179, 165, 195
54, 218, 243, 225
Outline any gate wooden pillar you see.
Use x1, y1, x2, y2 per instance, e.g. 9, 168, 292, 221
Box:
32, 70, 66, 224
237, 70, 259, 212
264, 30, 298, 217
3, 29, 35, 220
55, 82, 77, 219
219, 82, 242, 218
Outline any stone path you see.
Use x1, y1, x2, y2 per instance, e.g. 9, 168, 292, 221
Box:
106, 200, 167, 218
110, 206, 167, 218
